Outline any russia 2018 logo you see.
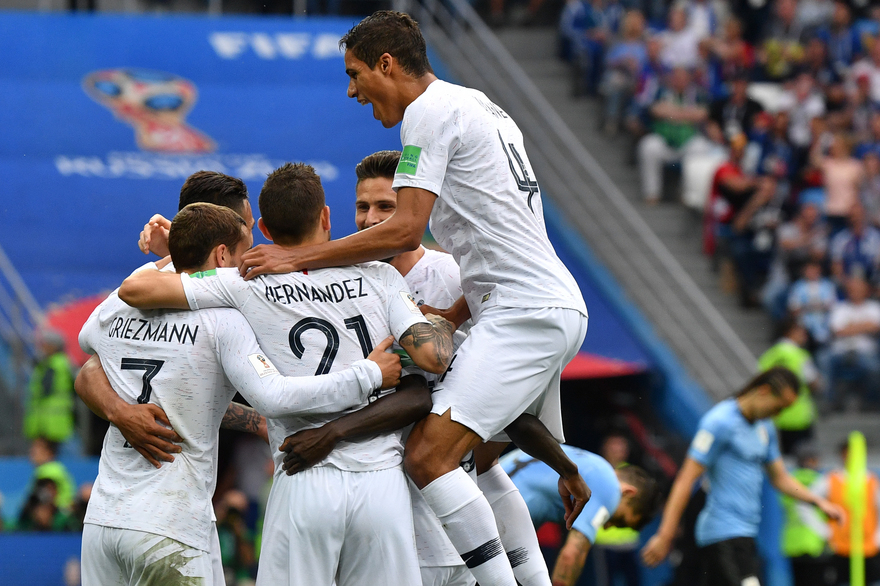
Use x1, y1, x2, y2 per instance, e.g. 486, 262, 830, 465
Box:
83, 68, 216, 153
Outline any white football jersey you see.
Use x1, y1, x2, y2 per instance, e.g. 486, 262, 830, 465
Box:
392, 80, 587, 322
180, 263, 429, 472
79, 292, 382, 551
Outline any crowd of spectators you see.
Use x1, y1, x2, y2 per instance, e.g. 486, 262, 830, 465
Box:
559, 0, 880, 417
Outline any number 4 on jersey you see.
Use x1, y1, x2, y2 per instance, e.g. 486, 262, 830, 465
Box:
499, 130, 539, 213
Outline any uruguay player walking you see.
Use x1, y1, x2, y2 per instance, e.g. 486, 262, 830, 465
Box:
641, 368, 844, 586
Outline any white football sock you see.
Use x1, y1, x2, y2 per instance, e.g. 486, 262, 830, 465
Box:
420, 467, 517, 586
479, 464, 552, 586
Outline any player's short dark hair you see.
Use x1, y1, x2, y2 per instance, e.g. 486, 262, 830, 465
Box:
736, 366, 799, 398
618, 465, 661, 530
356, 150, 401, 184
169, 203, 247, 272
259, 163, 326, 245
340, 11, 434, 77
178, 171, 249, 218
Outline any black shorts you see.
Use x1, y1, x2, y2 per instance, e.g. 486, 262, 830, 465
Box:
699, 537, 762, 586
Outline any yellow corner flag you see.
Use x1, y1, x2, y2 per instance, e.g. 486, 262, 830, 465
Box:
848, 431, 867, 586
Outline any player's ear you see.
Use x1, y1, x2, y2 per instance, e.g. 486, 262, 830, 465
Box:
620, 483, 638, 498
257, 218, 274, 242
379, 53, 393, 75
214, 243, 229, 268
321, 206, 331, 232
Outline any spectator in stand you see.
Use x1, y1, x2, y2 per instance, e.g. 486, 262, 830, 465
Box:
23, 328, 76, 446
16, 477, 75, 532
601, 9, 648, 136
708, 133, 778, 306
757, 0, 806, 81
707, 70, 764, 141
817, 1, 861, 80
851, 39, 880, 105
676, 0, 725, 41
812, 442, 880, 584
216, 489, 257, 585
569, 0, 624, 95
28, 436, 75, 513
855, 111, 880, 159
829, 204, 880, 283
754, 111, 797, 191
591, 433, 643, 586
778, 443, 833, 586
626, 36, 665, 139
758, 318, 821, 455
778, 72, 826, 156
763, 202, 828, 319
796, 0, 835, 33
637, 66, 711, 203
824, 275, 880, 411
861, 151, 880, 225
658, 7, 700, 70
802, 38, 843, 91
849, 73, 876, 145
813, 133, 866, 235
705, 17, 754, 82
788, 260, 838, 350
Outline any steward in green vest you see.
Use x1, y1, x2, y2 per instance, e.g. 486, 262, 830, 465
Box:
778, 443, 832, 586
757, 318, 819, 455
24, 329, 75, 443
29, 436, 76, 511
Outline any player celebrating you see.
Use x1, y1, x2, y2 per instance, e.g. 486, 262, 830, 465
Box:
238, 12, 589, 586
78, 203, 402, 585
641, 367, 844, 586
119, 162, 455, 586
501, 446, 660, 586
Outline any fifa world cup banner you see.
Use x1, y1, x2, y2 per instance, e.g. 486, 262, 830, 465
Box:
0, 12, 399, 307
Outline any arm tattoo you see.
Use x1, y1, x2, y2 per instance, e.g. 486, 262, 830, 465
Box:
221, 402, 263, 435
400, 316, 455, 369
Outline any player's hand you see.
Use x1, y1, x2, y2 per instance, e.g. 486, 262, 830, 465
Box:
558, 473, 591, 529
113, 403, 183, 468
817, 498, 846, 522
280, 425, 340, 475
240, 244, 301, 280
367, 336, 402, 389
138, 214, 172, 257
641, 533, 674, 567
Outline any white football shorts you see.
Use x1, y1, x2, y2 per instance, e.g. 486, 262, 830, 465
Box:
256, 465, 421, 586
431, 306, 587, 441
81, 523, 214, 586
420, 564, 477, 586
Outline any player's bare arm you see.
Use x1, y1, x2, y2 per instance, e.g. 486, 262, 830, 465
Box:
551, 529, 591, 586
118, 269, 189, 309
239, 186, 437, 279
221, 402, 268, 444
75, 354, 183, 468
505, 414, 591, 528
419, 295, 471, 329
641, 456, 705, 567
280, 373, 432, 474
765, 458, 845, 521
398, 313, 455, 374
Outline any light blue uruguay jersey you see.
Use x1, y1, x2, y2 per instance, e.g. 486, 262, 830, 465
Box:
688, 398, 781, 546
501, 445, 621, 544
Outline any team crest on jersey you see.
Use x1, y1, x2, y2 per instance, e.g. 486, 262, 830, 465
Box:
248, 353, 279, 378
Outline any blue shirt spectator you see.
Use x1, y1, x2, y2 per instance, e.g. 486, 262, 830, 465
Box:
788, 262, 838, 345
829, 205, 880, 282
